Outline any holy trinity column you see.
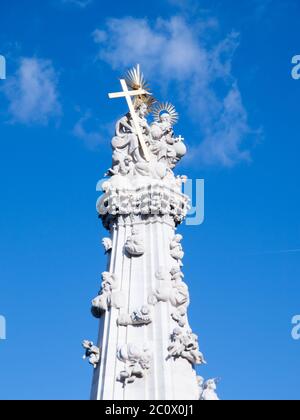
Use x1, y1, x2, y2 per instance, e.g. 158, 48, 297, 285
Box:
82, 66, 219, 401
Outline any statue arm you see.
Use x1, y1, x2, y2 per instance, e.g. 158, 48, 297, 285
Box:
116, 116, 133, 137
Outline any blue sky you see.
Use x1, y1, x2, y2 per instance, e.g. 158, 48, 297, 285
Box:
0, 0, 300, 400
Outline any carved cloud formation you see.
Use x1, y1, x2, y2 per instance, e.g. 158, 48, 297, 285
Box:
3, 58, 61, 125
93, 16, 256, 167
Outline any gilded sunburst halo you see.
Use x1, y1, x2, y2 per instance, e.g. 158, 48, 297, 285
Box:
125, 64, 149, 91
153, 102, 179, 125
125, 65, 157, 114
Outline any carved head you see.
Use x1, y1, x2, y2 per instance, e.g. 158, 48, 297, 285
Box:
82, 340, 93, 349
136, 102, 148, 118
102, 238, 112, 252
170, 266, 182, 277
205, 379, 217, 391
102, 272, 113, 283
197, 376, 205, 387
174, 234, 183, 243
140, 305, 150, 316
172, 328, 182, 340
159, 112, 172, 125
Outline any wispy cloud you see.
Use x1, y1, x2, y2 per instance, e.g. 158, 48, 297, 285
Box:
253, 0, 273, 20
73, 111, 104, 149
247, 249, 300, 257
270, 249, 300, 255
93, 16, 257, 167
61, 0, 92, 8
3, 57, 61, 125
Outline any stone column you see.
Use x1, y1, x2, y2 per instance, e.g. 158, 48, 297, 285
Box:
88, 182, 205, 400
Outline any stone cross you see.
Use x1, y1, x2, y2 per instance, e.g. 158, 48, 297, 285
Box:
108, 79, 151, 161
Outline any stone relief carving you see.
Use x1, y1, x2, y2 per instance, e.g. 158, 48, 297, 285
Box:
169, 266, 190, 328
168, 328, 206, 366
102, 237, 112, 254
97, 182, 189, 228
170, 234, 184, 267
109, 102, 153, 176
148, 267, 190, 327
82, 340, 100, 369
148, 268, 172, 306
117, 305, 152, 327
124, 229, 145, 257
91, 272, 120, 318
106, 99, 186, 181
198, 377, 220, 401
151, 103, 186, 170
117, 343, 152, 385
97, 66, 190, 231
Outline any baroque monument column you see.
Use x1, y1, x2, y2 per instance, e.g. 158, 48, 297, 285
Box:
83, 66, 219, 401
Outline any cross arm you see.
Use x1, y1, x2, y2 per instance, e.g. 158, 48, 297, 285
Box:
108, 88, 150, 99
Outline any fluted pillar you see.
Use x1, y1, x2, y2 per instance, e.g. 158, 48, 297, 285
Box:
88, 182, 203, 401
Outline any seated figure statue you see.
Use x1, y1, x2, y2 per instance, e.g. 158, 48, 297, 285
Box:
151, 104, 187, 169
111, 102, 151, 175
151, 112, 177, 165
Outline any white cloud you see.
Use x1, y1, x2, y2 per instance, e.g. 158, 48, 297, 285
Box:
253, 0, 273, 20
3, 57, 61, 125
73, 112, 103, 149
61, 0, 92, 8
93, 16, 257, 167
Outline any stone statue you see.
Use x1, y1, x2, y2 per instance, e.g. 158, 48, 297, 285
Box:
168, 328, 206, 366
170, 234, 184, 267
110, 102, 152, 175
124, 229, 145, 257
169, 267, 190, 327
148, 268, 172, 306
118, 305, 152, 327
87, 66, 219, 400
148, 266, 189, 327
102, 237, 112, 254
82, 340, 100, 369
151, 104, 186, 169
91, 272, 118, 318
117, 343, 152, 385
199, 378, 220, 401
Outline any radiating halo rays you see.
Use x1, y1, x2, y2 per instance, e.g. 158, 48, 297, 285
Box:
125, 64, 156, 114
153, 102, 179, 125
124, 65, 179, 122
125, 64, 150, 92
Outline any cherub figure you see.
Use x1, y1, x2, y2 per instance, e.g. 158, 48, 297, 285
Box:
117, 343, 152, 386
151, 103, 187, 168
199, 379, 220, 401
91, 272, 118, 318
82, 340, 100, 369
168, 328, 206, 366
102, 237, 112, 254
125, 229, 145, 257
170, 234, 184, 267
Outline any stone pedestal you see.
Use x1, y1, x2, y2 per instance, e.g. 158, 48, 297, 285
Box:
89, 182, 203, 400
